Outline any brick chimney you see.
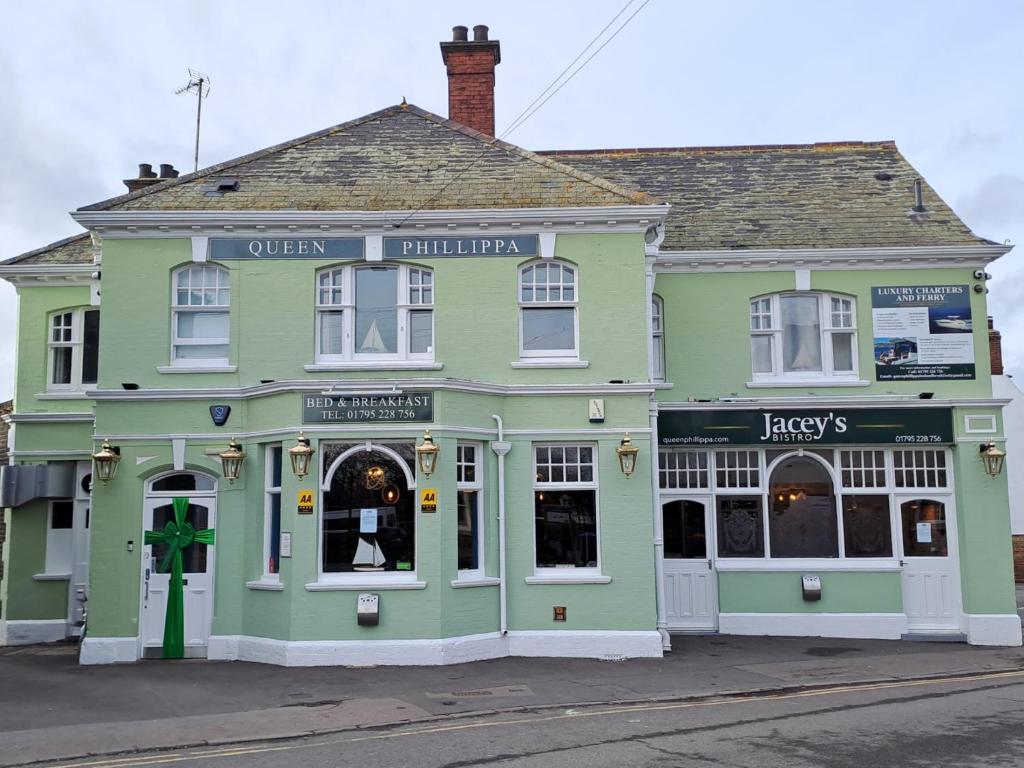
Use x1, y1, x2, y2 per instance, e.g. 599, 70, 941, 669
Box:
989, 316, 1004, 375
440, 24, 501, 137
123, 162, 178, 193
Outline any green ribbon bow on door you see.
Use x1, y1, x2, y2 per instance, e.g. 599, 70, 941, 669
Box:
144, 497, 215, 659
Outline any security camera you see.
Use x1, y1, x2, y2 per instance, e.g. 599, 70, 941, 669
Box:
973, 284, 985, 293
973, 269, 985, 279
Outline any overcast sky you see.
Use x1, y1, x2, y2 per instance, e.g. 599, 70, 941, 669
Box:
1, 1, 1021, 401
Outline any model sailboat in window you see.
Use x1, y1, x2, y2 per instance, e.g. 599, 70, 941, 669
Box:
359, 320, 388, 353
353, 537, 386, 570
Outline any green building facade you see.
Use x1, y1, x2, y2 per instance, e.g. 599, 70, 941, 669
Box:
0, 29, 1018, 664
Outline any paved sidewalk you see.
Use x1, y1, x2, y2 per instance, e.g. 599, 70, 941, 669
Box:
1, 635, 1023, 766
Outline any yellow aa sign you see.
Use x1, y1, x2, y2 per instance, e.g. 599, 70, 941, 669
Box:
297, 490, 314, 514
420, 488, 438, 513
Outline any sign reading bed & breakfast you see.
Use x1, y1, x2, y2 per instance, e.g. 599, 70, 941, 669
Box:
659, 407, 954, 446
302, 392, 433, 424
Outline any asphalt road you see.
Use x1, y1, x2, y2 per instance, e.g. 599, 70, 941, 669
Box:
36, 671, 1024, 768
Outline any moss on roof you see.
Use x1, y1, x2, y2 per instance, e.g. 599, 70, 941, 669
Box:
1, 232, 94, 266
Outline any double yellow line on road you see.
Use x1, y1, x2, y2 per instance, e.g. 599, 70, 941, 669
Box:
31, 669, 1024, 768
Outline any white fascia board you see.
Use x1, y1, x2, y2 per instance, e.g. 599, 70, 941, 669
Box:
657, 397, 1012, 410
653, 244, 1011, 272
6, 412, 95, 424
71, 205, 672, 236
88, 377, 656, 402
0, 264, 95, 285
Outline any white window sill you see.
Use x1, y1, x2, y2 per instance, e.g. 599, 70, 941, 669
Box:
511, 360, 589, 369
157, 365, 237, 374
525, 575, 612, 585
305, 580, 426, 591
36, 392, 93, 400
746, 378, 870, 388
715, 559, 901, 572
451, 577, 501, 589
32, 572, 71, 581
304, 362, 443, 372
246, 579, 284, 591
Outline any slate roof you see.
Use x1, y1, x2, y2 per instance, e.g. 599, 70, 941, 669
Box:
1, 232, 94, 266
541, 142, 991, 251
79, 104, 655, 213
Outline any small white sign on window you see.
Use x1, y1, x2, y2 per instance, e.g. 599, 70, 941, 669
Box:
916, 522, 932, 544
360, 508, 379, 534
280, 532, 292, 558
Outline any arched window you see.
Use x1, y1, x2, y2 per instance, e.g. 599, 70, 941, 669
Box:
519, 261, 578, 359
314, 264, 433, 362
750, 292, 857, 381
768, 455, 838, 558
652, 294, 665, 381
172, 264, 230, 365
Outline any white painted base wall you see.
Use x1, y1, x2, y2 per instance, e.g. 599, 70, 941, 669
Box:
79, 636, 139, 664
718, 613, 909, 640
0, 619, 68, 646
964, 614, 1024, 646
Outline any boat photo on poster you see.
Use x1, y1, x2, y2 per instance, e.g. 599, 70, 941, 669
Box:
871, 285, 976, 380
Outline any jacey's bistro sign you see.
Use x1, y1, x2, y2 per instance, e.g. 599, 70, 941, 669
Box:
210, 238, 364, 260
659, 408, 954, 446
383, 235, 538, 258
302, 392, 433, 424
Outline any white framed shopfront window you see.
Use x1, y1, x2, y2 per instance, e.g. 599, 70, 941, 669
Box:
528, 443, 609, 583
749, 292, 860, 384
455, 442, 485, 582
658, 446, 952, 569
46, 307, 100, 391
518, 260, 579, 362
313, 264, 434, 365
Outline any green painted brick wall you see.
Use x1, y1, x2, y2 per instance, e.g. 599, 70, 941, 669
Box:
2, 501, 68, 621
718, 571, 903, 614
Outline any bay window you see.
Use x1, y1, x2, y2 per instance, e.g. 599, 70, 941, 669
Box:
519, 261, 578, 359
314, 264, 433, 362
171, 264, 230, 365
47, 308, 100, 390
750, 292, 857, 381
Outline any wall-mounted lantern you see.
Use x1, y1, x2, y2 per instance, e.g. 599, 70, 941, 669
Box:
91, 439, 121, 484
288, 432, 315, 479
416, 430, 439, 477
218, 438, 246, 483
616, 433, 640, 478
979, 442, 1006, 478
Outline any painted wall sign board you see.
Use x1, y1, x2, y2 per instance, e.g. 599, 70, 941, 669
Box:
659, 408, 955, 446
209, 238, 364, 260
420, 488, 438, 513
871, 285, 976, 380
383, 235, 538, 258
297, 490, 314, 515
302, 392, 433, 424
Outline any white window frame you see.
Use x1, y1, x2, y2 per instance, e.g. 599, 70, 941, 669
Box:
530, 442, 603, 580
46, 308, 100, 391
658, 449, 709, 490
518, 260, 579, 361
455, 442, 485, 581
652, 294, 666, 382
749, 292, 859, 383
171, 264, 231, 367
313, 263, 434, 363
262, 444, 283, 583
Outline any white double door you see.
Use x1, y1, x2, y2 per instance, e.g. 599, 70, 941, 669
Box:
140, 495, 217, 654
898, 494, 960, 633
662, 497, 718, 631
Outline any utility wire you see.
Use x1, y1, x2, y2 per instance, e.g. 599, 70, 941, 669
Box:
394, 0, 653, 228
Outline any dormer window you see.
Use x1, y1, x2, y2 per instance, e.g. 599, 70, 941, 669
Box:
750, 293, 858, 382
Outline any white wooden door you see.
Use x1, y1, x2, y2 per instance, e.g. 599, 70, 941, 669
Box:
898, 495, 960, 632
662, 497, 718, 631
141, 495, 217, 653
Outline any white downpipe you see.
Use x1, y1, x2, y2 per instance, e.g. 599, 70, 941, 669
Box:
650, 403, 671, 650
491, 415, 511, 637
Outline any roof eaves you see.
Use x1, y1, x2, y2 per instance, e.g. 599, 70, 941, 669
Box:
1, 232, 92, 266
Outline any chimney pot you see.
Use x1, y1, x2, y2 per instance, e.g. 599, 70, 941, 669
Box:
452, 25, 468, 42
989, 315, 1004, 376
440, 25, 500, 137
159, 163, 175, 179
473, 24, 489, 41
138, 163, 156, 179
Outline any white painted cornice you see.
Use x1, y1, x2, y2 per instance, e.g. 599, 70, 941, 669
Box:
657, 397, 1011, 410
6, 412, 95, 424
653, 244, 1011, 273
88, 377, 656, 402
0, 265, 94, 285
71, 205, 671, 238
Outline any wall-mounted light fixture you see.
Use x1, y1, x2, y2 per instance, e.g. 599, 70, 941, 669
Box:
979, 442, 1006, 478
218, 438, 246, 483
616, 433, 640, 478
416, 430, 439, 477
91, 439, 121, 484
288, 432, 314, 479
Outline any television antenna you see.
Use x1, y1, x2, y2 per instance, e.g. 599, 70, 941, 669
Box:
175, 69, 211, 173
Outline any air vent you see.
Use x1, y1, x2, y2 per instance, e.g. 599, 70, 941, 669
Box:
874, 171, 893, 181
203, 178, 241, 197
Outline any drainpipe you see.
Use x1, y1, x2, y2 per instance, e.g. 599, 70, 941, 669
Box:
491, 415, 511, 637
650, 402, 671, 651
